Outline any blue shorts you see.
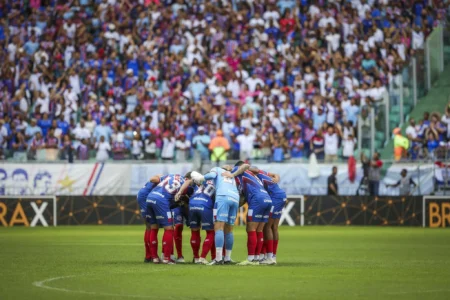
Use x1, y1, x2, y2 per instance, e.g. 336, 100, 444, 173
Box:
214, 195, 239, 225
189, 206, 213, 230
248, 193, 273, 223
137, 194, 151, 223
146, 196, 172, 227
172, 206, 189, 227
270, 196, 286, 219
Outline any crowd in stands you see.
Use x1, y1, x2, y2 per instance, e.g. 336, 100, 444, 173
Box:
0, 0, 448, 162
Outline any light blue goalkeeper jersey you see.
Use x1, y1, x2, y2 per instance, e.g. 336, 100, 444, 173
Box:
204, 167, 240, 201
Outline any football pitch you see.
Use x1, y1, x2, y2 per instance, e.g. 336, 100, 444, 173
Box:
1, 226, 449, 300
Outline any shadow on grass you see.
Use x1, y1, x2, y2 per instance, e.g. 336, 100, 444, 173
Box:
99, 261, 320, 267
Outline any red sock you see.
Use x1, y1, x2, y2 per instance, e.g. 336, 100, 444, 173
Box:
247, 231, 257, 256
174, 224, 183, 258
211, 233, 216, 260
163, 229, 174, 261
190, 230, 201, 259
267, 240, 274, 254
144, 229, 151, 260
261, 240, 267, 255
149, 228, 159, 259
201, 230, 214, 259
273, 240, 279, 255
256, 232, 264, 256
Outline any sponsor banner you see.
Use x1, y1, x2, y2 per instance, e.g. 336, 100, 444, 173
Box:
304, 196, 422, 226
0, 164, 131, 196
252, 163, 434, 196
0, 196, 56, 227
382, 164, 434, 196
423, 197, 450, 228
254, 163, 363, 195
58, 196, 141, 225
130, 163, 193, 195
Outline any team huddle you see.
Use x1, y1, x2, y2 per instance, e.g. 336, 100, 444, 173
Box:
136, 161, 286, 265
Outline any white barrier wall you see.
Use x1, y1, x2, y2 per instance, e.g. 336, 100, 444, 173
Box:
0, 163, 436, 196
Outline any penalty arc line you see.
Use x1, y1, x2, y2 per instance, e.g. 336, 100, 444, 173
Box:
32, 272, 248, 300
387, 289, 450, 295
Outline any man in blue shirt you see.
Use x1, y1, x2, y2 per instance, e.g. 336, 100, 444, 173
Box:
57, 115, 70, 136
188, 75, 206, 103
93, 117, 112, 142
38, 113, 52, 138
192, 126, 211, 161
25, 119, 42, 143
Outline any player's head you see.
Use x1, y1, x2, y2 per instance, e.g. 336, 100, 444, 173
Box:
401, 169, 407, 177
234, 161, 245, 167
221, 165, 232, 171
184, 172, 192, 180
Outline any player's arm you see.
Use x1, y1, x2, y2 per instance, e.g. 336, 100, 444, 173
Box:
190, 170, 214, 184
175, 179, 194, 202
149, 174, 164, 184
223, 163, 250, 178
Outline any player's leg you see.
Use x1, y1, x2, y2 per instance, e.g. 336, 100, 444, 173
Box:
223, 199, 238, 263
257, 201, 275, 265
154, 200, 175, 264
146, 202, 160, 263
255, 221, 265, 260
172, 207, 184, 262
271, 198, 285, 263
199, 207, 214, 264
189, 209, 201, 262
138, 195, 152, 262
208, 199, 227, 265
263, 218, 275, 260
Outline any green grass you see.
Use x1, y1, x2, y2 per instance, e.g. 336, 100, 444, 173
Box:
1, 226, 450, 300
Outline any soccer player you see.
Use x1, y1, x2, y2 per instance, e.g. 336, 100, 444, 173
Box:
176, 178, 216, 264
136, 175, 161, 262
251, 166, 285, 264
146, 173, 188, 264
171, 205, 189, 263
190, 163, 249, 265
229, 161, 273, 266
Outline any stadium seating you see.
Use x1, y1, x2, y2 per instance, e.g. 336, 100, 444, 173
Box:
0, 0, 448, 162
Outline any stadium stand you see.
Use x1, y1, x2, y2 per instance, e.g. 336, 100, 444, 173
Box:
0, 0, 448, 162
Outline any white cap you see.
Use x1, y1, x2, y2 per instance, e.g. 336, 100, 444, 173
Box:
268, 104, 275, 111
108, 24, 115, 30
127, 68, 133, 74
256, 58, 262, 64
198, 126, 205, 131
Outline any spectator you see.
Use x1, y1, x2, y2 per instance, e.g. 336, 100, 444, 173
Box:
112, 135, 127, 161
289, 130, 305, 161
45, 129, 59, 149
311, 129, 325, 161
95, 136, 111, 162
77, 139, 89, 161
29, 132, 45, 159
144, 135, 157, 160
60, 135, 74, 163
393, 128, 410, 161
324, 126, 339, 163
175, 133, 191, 162
209, 130, 230, 164
94, 118, 112, 143
387, 169, 417, 196
368, 152, 383, 196
327, 166, 338, 195
131, 134, 143, 160
192, 127, 210, 161
25, 119, 42, 143
237, 128, 255, 161
342, 134, 356, 160
161, 133, 176, 161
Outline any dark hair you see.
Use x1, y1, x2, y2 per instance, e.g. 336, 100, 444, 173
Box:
184, 172, 192, 179
234, 161, 245, 167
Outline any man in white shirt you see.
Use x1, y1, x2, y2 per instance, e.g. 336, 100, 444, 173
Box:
161, 133, 176, 161
35, 91, 50, 114
318, 11, 337, 28
175, 133, 191, 162
324, 126, 339, 163
73, 119, 92, 141
342, 134, 356, 159
245, 74, 265, 92
236, 128, 255, 161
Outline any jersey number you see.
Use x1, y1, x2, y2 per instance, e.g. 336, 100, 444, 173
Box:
158, 177, 181, 194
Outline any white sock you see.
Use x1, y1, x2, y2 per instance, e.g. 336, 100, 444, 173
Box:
216, 247, 223, 261
224, 250, 232, 261
267, 252, 273, 259
247, 255, 255, 261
